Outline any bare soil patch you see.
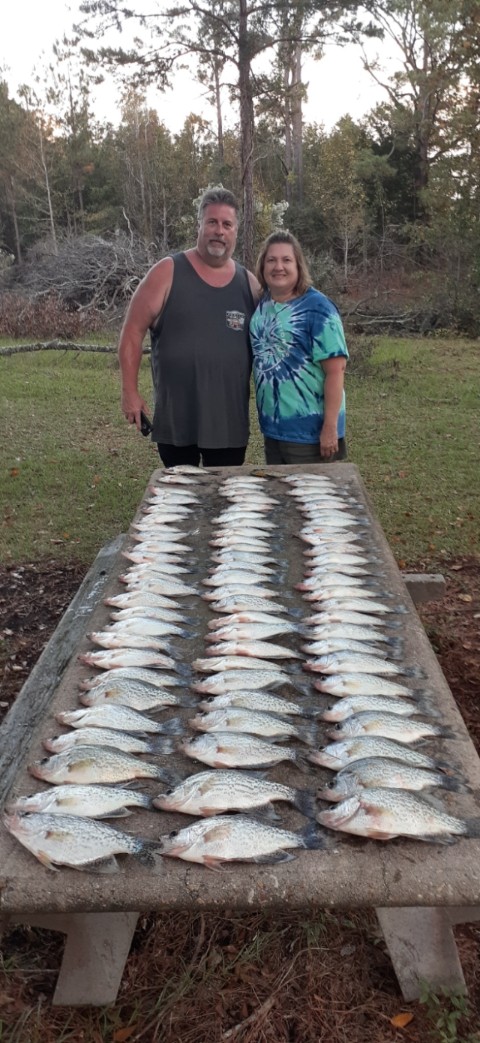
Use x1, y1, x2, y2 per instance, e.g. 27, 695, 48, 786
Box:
0, 557, 479, 1042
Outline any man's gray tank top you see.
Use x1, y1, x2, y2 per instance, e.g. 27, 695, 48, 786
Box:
149, 252, 255, 448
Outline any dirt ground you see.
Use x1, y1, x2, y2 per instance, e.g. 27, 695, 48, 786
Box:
0, 556, 480, 1042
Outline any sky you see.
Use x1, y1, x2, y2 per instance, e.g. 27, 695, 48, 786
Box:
1, 0, 390, 132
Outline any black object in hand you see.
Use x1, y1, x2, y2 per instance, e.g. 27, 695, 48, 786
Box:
140, 411, 153, 436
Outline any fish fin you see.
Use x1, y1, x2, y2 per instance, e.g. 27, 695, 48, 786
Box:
97, 809, 132, 819
405, 667, 427, 678
202, 856, 226, 871
202, 823, 233, 844
253, 851, 297, 864
35, 849, 59, 871
152, 738, 176, 756
80, 855, 120, 874
297, 722, 319, 747
247, 804, 281, 823
414, 834, 458, 845
441, 777, 472, 794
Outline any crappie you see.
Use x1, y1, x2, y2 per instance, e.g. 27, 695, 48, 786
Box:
317, 758, 469, 801
156, 815, 322, 865
316, 789, 480, 843
192, 670, 303, 694
78, 649, 180, 671
207, 623, 298, 643
105, 618, 192, 638
199, 691, 317, 718
79, 667, 182, 690
315, 597, 405, 615
121, 554, 192, 572
313, 674, 423, 699
87, 630, 177, 653
303, 622, 401, 644
208, 561, 276, 577
104, 591, 184, 611
192, 656, 290, 675
3, 811, 162, 871
57, 704, 183, 734
306, 609, 401, 629
6, 784, 153, 818
321, 693, 430, 722
153, 769, 316, 818
179, 732, 309, 770
29, 745, 170, 784
109, 607, 188, 624
120, 575, 197, 597
80, 681, 194, 712
202, 585, 280, 601
304, 652, 420, 677
308, 736, 451, 772
44, 727, 172, 756
189, 707, 317, 745
202, 572, 274, 587
301, 639, 402, 659
208, 595, 287, 614
205, 640, 301, 660
327, 711, 452, 743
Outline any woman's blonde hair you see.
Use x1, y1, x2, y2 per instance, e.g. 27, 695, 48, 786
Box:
255, 231, 312, 296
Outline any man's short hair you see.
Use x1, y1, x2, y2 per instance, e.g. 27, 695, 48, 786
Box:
197, 186, 239, 220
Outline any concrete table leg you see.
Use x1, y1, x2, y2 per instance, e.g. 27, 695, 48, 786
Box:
19, 910, 139, 1006
376, 907, 466, 1001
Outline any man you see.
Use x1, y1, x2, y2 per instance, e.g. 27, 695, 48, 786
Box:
119, 187, 260, 467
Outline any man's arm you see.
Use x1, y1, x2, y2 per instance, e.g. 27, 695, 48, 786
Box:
118, 257, 174, 430
320, 356, 347, 458
246, 269, 262, 303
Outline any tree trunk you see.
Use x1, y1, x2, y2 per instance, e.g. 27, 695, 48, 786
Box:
291, 42, 304, 205
213, 60, 224, 165
238, 0, 255, 270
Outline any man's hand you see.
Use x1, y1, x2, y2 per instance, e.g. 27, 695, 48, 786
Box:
121, 388, 150, 431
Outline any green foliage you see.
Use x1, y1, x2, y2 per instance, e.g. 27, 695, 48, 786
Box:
419, 981, 477, 1043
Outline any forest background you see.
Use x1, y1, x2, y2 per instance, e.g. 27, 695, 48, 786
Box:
1, 0, 479, 339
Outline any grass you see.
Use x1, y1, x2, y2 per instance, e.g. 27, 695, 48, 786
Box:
1, 334, 479, 566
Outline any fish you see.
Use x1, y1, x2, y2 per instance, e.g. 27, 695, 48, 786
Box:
297, 583, 385, 600
155, 815, 323, 866
179, 732, 310, 771
3, 811, 162, 872
189, 708, 317, 745
326, 711, 452, 743
208, 561, 276, 577
109, 607, 188, 624
6, 784, 153, 819
105, 618, 192, 638
198, 691, 318, 718
300, 639, 403, 658
57, 704, 183, 734
205, 640, 301, 660
209, 536, 272, 550
80, 681, 194, 712
104, 592, 185, 611
316, 789, 480, 843
87, 630, 178, 653
119, 575, 197, 597
206, 623, 298, 643
192, 670, 304, 695
303, 652, 422, 677
192, 656, 291, 675
79, 667, 182, 690
153, 769, 316, 818
121, 553, 193, 571
312, 597, 405, 616
302, 623, 401, 644
78, 649, 180, 671
305, 563, 381, 578
305, 610, 401, 629
316, 758, 469, 801
202, 572, 275, 588
207, 612, 295, 630
313, 674, 424, 699
202, 585, 280, 601
321, 693, 433, 722
29, 746, 171, 785
208, 595, 287, 614
43, 727, 174, 756
308, 736, 452, 772
210, 552, 277, 567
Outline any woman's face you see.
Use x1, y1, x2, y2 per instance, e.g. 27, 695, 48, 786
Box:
263, 243, 299, 301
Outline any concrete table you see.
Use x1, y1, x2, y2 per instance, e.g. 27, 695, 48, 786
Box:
1, 464, 479, 1006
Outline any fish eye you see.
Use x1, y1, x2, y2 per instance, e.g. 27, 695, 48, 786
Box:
169, 830, 178, 838
165, 788, 173, 796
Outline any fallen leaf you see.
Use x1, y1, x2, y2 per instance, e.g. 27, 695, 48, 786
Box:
450, 565, 463, 571
9, 468, 20, 477
113, 1027, 138, 1042
458, 594, 472, 603
390, 1011, 414, 1028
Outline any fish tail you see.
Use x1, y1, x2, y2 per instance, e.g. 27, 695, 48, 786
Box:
298, 721, 319, 747
159, 716, 185, 736
151, 738, 176, 756
416, 696, 441, 719
465, 818, 480, 838
293, 790, 318, 820
300, 822, 326, 850
135, 841, 164, 868
404, 666, 427, 678
441, 776, 472, 794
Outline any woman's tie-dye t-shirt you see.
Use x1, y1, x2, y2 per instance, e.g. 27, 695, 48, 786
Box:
250, 287, 348, 444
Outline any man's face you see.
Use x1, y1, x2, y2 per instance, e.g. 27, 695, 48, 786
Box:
197, 204, 238, 266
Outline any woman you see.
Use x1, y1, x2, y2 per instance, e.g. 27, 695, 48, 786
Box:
250, 231, 348, 464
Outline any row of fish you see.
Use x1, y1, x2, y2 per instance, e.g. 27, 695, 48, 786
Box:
4, 466, 479, 871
